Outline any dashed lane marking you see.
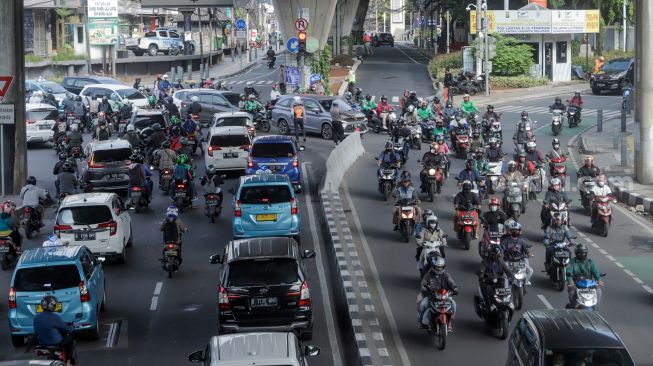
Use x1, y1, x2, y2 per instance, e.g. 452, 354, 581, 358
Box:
537, 294, 554, 309
150, 281, 163, 311
149, 296, 158, 311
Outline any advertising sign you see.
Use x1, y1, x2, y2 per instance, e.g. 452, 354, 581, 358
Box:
471, 9, 600, 34
87, 0, 118, 19
88, 19, 118, 45
285, 66, 300, 86
141, 0, 233, 7
0, 104, 14, 125
551, 10, 600, 33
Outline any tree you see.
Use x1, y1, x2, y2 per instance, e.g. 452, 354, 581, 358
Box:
54, 8, 73, 52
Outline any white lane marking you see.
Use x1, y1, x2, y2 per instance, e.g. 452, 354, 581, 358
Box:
615, 262, 624, 268
236, 80, 245, 84
105, 322, 118, 348
577, 232, 587, 238
642, 285, 653, 294
149, 296, 159, 311
598, 248, 608, 255
392, 96, 400, 103
633, 277, 644, 284
396, 45, 419, 64
342, 183, 413, 366
624, 269, 636, 277
537, 294, 554, 309
590, 243, 600, 248
301, 163, 343, 366
605, 254, 616, 261
153, 282, 163, 296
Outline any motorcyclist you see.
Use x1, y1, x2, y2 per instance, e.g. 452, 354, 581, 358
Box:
516, 151, 535, 178
546, 138, 566, 168
52, 114, 69, 144
52, 152, 71, 176
133, 77, 141, 90
43, 88, 57, 107
34, 295, 76, 366
72, 96, 87, 128
524, 141, 543, 165
266, 46, 276, 62
482, 197, 508, 228
244, 94, 261, 115
160, 206, 187, 262
173, 154, 195, 200
392, 172, 421, 231
430, 97, 443, 117
98, 96, 113, 115
541, 178, 570, 229
361, 94, 377, 114
415, 215, 448, 261
433, 119, 448, 140
177, 137, 194, 158
569, 89, 584, 118
158, 140, 178, 172
163, 96, 180, 119
187, 95, 202, 116
419, 143, 445, 192
457, 159, 482, 186
442, 100, 456, 121
65, 124, 83, 155
417, 100, 434, 122
566, 244, 602, 308
123, 124, 142, 149
499, 221, 533, 285
270, 83, 282, 102
62, 93, 75, 112
158, 74, 171, 98
499, 160, 524, 192
460, 94, 479, 116
417, 256, 457, 331
577, 155, 602, 203
128, 154, 153, 199
0, 200, 21, 253
549, 97, 566, 113
543, 214, 577, 270
470, 130, 484, 153
200, 165, 225, 198
28, 90, 43, 104
404, 91, 419, 113
56, 162, 79, 197
483, 105, 501, 122
512, 119, 533, 149
478, 245, 512, 307
244, 81, 259, 99
485, 138, 503, 162
19, 176, 49, 226
590, 174, 614, 228
119, 100, 133, 125
376, 95, 392, 130
453, 180, 481, 237
145, 123, 167, 161
93, 119, 111, 141
182, 113, 199, 140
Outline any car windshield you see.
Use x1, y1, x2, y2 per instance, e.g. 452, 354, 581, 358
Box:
331, 99, 353, 112
215, 117, 249, 127
239, 184, 292, 204
14, 265, 81, 291
57, 205, 113, 225
251, 143, 294, 158
222, 93, 241, 107
544, 348, 634, 366
92, 147, 132, 162
227, 258, 300, 287
601, 60, 631, 72
39, 82, 67, 94
116, 88, 145, 100
209, 134, 250, 147
26, 109, 58, 121
133, 115, 165, 130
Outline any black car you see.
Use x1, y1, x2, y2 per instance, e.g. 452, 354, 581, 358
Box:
506, 309, 635, 366
210, 237, 316, 340
375, 32, 394, 47
82, 139, 133, 192
62, 76, 123, 95
590, 58, 634, 95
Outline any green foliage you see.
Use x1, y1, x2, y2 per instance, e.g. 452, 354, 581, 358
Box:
25, 54, 44, 63
490, 76, 549, 89
331, 54, 354, 66
311, 44, 332, 95
486, 35, 534, 76
427, 51, 462, 80
52, 45, 86, 62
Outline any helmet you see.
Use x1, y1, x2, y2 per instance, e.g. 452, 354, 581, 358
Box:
426, 215, 439, 230
344, 91, 352, 101
463, 94, 470, 99
2, 200, 16, 214
454, 114, 461, 122
177, 154, 189, 165
191, 96, 199, 102
489, 137, 497, 146
365, 94, 372, 101
433, 97, 440, 103
26, 176, 36, 185
70, 124, 78, 132
248, 94, 256, 100
488, 244, 502, 258
407, 105, 415, 113
180, 137, 189, 146
475, 147, 484, 156
422, 209, 434, 221
246, 81, 253, 86
487, 105, 494, 110
400, 171, 411, 182
552, 138, 560, 147
171, 125, 181, 136
509, 221, 522, 236
521, 111, 529, 118
162, 140, 171, 149
156, 74, 162, 80
550, 177, 562, 187
430, 141, 437, 150
597, 174, 606, 187
489, 197, 500, 210
98, 120, 107, 127
526, 141, 536, 151
75, 96, 82, 102
461, 180, 472, 192
583, 155, 594, 164
130, 154, 144, 163
165, 96, 173, 104
384, 141, 393, 150
166, 205, 179, 218
58, 113, 66, 121
574, 89, 581, 95
102, 96, 108, 101
126, 124, 135, 132
507, 160, 516, 167
446, 100, 453, 107
62, 162, 72, 172
555, 97, 561, 103
436, 135, 445, 143
518, 150, 527, 159
40, 295, 59, 312
206, 165, 216, 175
162, 74, 169, 79
293, 96, 302, 104
152, 123, 161, 131
58, 152, 67, 161
466, 158, 474, 169
429, 255, 446, 274
410, 91, 417, 97
574, 243, 588, 260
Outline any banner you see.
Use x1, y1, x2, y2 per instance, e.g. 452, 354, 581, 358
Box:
471, 9, 600, 34
88, 19, 118, 45
87, 0, 118, 19
285, 66, 300, 86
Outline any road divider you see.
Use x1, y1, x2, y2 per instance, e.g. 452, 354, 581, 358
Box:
322, 132, 365, 193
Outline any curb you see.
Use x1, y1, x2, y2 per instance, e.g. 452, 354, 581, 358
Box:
474, 86, 591, 105
212, 50, 287, 80
338, 59, 362, 96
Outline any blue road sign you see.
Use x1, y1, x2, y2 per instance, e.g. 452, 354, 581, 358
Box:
236, 19, 246, 30
309, 74, 321, 84
286, 66, 300, 86
286, 37, 299, 54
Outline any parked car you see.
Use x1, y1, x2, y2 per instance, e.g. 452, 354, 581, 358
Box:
590, 58, 634, 94
80, 84, 148, 108
126, 28, 194, 57
506, 309, 636, 366
25, 103, 57, 145
188, 332, 320, 365
7, 242, 106, 347
209, 237, 316, 339
211, 111, 256, 137
81, 139, 133, 192
231, 174, 301, 241
62, 76, 123, 95
25, 80, 68, 104
375, 32, 395, 47
174, 89, 240, 126
203, 126, 252, 172
246, 135, 304, 190
271, 95, 367, 140
54, 193, 132, 263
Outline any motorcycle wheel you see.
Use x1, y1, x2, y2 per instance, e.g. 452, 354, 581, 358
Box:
414, 138, 422, 150
552, 126, 560, 136
598, 220, 609, 237
557, 267, 565, 291
463, 231, 472, 250
497, 311, 510, 340
400, 221, 412, 243
0, 254, 8, 271
428, 183, 435, 202
134, 202, 142, 214
511, 209, 520, 221
522, 193, 528, 213
382, 182, 391, 201
513, 285, 524, 310
259, 121, 271, 133
25, 226, 33, 240
436, 321, 447, 350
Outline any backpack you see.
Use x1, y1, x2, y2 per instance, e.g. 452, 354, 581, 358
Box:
174, 165, 188, 181
98, 128, 109, 141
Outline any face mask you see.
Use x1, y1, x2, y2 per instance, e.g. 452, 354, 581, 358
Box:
428, 223, 437, 229
490, 206, 498, 212
511, 232, 519, 238
430, 149, 436, 154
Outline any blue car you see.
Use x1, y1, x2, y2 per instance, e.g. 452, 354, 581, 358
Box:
232, 174, 301, 243
7, 241, 106, 347
246, 135, 304, 191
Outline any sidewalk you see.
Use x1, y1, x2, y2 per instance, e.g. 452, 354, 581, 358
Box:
209, 48, 277, 80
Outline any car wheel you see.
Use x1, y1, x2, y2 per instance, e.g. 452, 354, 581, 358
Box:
133, 50, 144, 56
126, 225, 133, 247
11, 335, 24, 347
147, 44, 158, 57
278, 119, 290, 135
321, 123, 333, 140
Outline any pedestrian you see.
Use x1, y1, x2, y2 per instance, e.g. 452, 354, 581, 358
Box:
292, 96, 306, 143
443, 67, 454, 102
363, 32, 373, 55
279, 65, 287, 94
314, 80, 325, 95
331, 102, 345, 145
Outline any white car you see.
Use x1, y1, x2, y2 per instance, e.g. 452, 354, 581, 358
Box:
210, 111, 255, 137
54, 193, 133, 263
203, 126, 251, 172
25, 103, 57, 145
80, 84, 148, 108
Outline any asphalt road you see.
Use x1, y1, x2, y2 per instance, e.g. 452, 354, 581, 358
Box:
344, 44, 653, 366
0, 61, 347, 365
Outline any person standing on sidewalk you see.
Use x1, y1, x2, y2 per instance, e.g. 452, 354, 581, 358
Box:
279, 65, 287, 95
292, 96, 306, 143
443, 68, 454, 102
363, 33, 373, 55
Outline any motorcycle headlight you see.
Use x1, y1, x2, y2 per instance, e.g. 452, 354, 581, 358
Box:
415, 133, 421, 138
428, 168, 436, 175
513, 272, 525, 280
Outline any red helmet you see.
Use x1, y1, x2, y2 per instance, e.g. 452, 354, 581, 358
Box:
2, 200, 16, 215
156, 74, 162, 81
489, 197, 500, 207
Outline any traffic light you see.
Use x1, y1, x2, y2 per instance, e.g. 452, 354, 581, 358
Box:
298, 31, 307, 52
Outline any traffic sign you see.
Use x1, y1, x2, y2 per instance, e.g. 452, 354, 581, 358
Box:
235, 19, 246, 30
306, 36, 319, 53
287, 37, 300, 54
0, 104, 14, 125
309, 74, 321, 84
0, 76, 14, 99
294, 18, 308, 31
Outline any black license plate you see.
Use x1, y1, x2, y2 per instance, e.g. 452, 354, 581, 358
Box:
176, 191, 186, 197
250, 297, 278, 307
106, 174, 125, 181
164, 250, 178, 256
0, 246, 9, 253
75, 232, 96, 241
554, 251, 569, 258
131, 191, 142, 197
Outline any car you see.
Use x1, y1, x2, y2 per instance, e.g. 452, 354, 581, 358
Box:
126, 28, 194, 57
7, 242, 106, 347
25, 103, 57, 145
375, 32, 394, 47
246, 135, 304, 190
232, 174, 301, 241
590, 58, 634, 95
130, 108, 169, 132
0, 361, 66, 366
25, 80, 69, 104
210, 111, 255, 138
271, 95, 368, 140
204, 126, 252, 172
188, 332, 320, 366
174, 89, 241, 127
81, 139, 133, 192
209, 237, 316, 339
54, 193, 132, 262
61, 76, 123, 95
80, 84, 148, 108
506, 309, 636, 366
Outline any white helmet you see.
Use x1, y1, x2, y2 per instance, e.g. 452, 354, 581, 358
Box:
126, 124, 135, 132
407, 105, 415, 113
166, 205, 179, 218
247, 81, 254, 86
426, 215, 439, 229
162, 74, 169, 79
191, 96, 199, 102
293, 96, 302, 104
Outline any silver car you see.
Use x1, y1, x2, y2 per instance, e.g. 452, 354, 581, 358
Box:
270, 95, 367, 140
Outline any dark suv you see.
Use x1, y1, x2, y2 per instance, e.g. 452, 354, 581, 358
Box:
375, 32, 394, 47
590, 58, 634, 94
82, 139, 133, 192
62, 76, 123, 95
209, 237, 316, 340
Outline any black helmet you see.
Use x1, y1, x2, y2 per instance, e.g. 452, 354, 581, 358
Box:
152, 123, 161, 131
75, 96, 82, 102
130, 154, 144, 163
446, 100, 452, 107
487, 104, 494, 110
488, 244, 501, 258
206, 164, 217, 175
58, 113, 66, 121
165, 96, 173, 104
162, 140, 171, 149
365, 94, 372, 101
466, 159, 474, 169
555, 97, 561, 103
433, 97, 440, 103
47, 88, 53, 94
171, 126, 181, 135
58, 152, 67, 161
575, 243, 588, 260
400, 170, 411, 182
384, 141, 393, 150
40, 295, 58, 312
381, 95, 387, 101
26, 176, 36, 185
521, 111, 529, 117
462, 180, 473, 192
99, 120, 107, 127
552, 138, 560, 147
410, 91, 416, 97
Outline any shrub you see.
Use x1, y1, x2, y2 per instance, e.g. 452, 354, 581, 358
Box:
428, 51, 462, 80
490, 75, 549, 89
25, 54, 44, 63
489, 35, 534, 76
52, 45, 86, 62
331, 54, 355, 66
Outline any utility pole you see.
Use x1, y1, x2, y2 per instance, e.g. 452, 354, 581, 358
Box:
635, 0, 653, 184
376, 0, 379, 33
246, 12, 251, 62
83, 2, 92, 73
483, 1, 489, 96
446, 10, 450, 53
623, 0, 628, 52
476, 0, 482, 76
504, 0, 509, 10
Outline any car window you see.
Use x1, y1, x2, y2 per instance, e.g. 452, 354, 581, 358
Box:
80, 252, 94, 279
158, 31, 167, 37
214, 116, 249, 127
63, 79, 74, 86
226, 258, 300, 287
516, 321, 536, 362
304, 100, 321, 112
318, 99, 334, 111
209, 134, 250, 147
75, 79, 91, 88
211, 95, 229, 106
133, 115, 165, 130
543, 348, 634, 366
144, 31, 156, 37
239, 184, 292, 204
199, 94, 213, 104
175, 91, 187, 100
115, 88, 145, 100
332, 99, 353, 112
169, 31, 180, 39
251, 142, 294, 158
601, 60, 631, 72
222, 93, 241, 107
81, 87, 95, 97
94, 88, 111, 98
92, 147, 132, 162
26, 109, 58, 121
39, 82, 67, 94
113, 197, 125, 214
57, 205, 113, 225
14, 264, 81, 291
276, 98, 291, 108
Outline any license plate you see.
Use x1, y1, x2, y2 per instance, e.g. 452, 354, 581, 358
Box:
176, 191, 186, 197
165, 250, 178, 256
401, 206, 413, 211
495, 288, 511, 295
39, 124, 51, 130
36, 302, 62, 313
250, 297, 278, 307
435, 300, 451, 307
554, 251, 569, 258
256, 213, 277, 222
75, 232, 96, 241
131, 191, 142, 197
223, 153, 238, 159
509, 261, 526, 268
596, 83, 605, 87
0, 246, 9, 253
105, 174, 126, 181
206, 200, 218, 205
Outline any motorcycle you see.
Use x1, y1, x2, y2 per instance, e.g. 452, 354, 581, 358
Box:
420, 162, 444, 201
592, 195, 615, 237
34, 341, 77, 365
490, 120, 503, 145
420, 119, 436, 143
422, 287, 454, 350
454, 132, 470, 159
161, 241, 181, 278
204, 183, 225, 223
479, 226, 502, 258
172, 180, 192, 212
418, 240, 446, 278
486, 160, 503, 193
20, 206, 42, 239
0, 233, 18, 270
159, 168, 173, 195
503, 182, 526, 221
408, 124, 422, 150
456, 209, 478, 250
396, 198, 418, 243
393, 138, 407, 165
548, 155, 568, 184
548, 201, 571, 227
580, 179, 596, 214
474, 275, 514, 339
547, 241, 573, 291
129, 181, 151, 213
551, 109, 564, 136
376, 160, 397, 201
567, 104, 581, 127
566, 276, 604, 311
266, 56, 276, 68
505, 250, 528, 310
253, 107, 271, 133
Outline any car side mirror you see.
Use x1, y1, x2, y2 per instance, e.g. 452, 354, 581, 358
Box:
209, 254, 222, 264
188, 350, 204, 362
302, 249, 316, 259
298, 145, 306, 151
304, 345, 321, 357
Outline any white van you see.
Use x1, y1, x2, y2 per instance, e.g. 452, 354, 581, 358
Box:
203, 126, 251, 172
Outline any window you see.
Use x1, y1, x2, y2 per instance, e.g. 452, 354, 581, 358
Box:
14, 265, 81, 291
226, 258, 300, 286
304, 100, 321, 113
26, 109, 58, 122
517, 321, 536, 362
169, 31, 180, 39
524, 42, 540, 64
75, 79, 91, 88
251, 142, 294, 158
144, 31, 156, 38
276, 98, 292, 108
543, 348, 634, 366
211, 95, 229, 106
80, 252, 94, 279
209, 134, 250, 147
158, 31, 167, 38
133, 114, 165, 130
91, 148, 132, 162
556, 42, 567, 64
318, 99, 334, 111
222, 93, 241, 107
199, 94, 213, 104
239, 184, 292, 204
77, 26, 84, 44
602, 59, 632, 72
214, 116, 249, 127
115, 88, 145, 100
57, 205, 113, 225
39, 82, 66, 94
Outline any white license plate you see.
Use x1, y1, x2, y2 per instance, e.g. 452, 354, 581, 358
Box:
0, 246, 9, 253
165, 250, 178, 256
596, 83, 605, 87
105, 174, 126, 181
39, 124, 51, 130
176, 192, 186, 197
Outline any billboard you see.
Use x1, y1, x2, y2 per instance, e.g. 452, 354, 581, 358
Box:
87, 0, 118, 18
551, 10, 600, 33
471, 9, 600, 34
88, 19, 118, 45
141, 0, 234, 7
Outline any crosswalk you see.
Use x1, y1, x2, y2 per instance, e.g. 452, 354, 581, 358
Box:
495, 105, 622, 119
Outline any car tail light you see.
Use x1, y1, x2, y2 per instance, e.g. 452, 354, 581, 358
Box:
54, 224, 72, 237
247, 158, 253, 168
207, 145, 221, 157
89, 161, 105, 168
290, 197, 298, 215
26, 120, 36, 124
8, 287, 16, 309
299, 281, 311, 308
234, 200, 241, 217
292, 156, 299, 168
79, 282, 90, 302
239, 145, 250, 151
218, 285, 230, 311
98, 220, 117, 236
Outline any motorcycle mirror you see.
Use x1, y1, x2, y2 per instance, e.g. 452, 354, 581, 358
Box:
374, 157, 380, 161
208, 254, 222, 264
298, 145, 306, 151
600, 273, 607, 277
96, 257, 106, 263
188, 350, 205, 363
302, 249, 316, 259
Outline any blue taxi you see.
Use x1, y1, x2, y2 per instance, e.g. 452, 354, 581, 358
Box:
7, 238, 106, 347
232, 174, 301, 243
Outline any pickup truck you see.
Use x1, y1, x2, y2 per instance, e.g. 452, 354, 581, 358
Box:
126, 28, 195, 57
